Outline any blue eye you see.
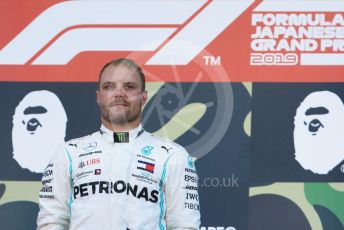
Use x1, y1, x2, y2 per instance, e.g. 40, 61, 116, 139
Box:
125, 84, 135, 90
102, 83, 115, 90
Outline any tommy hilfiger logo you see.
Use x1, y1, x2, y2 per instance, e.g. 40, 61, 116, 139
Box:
137, 160, 155, 173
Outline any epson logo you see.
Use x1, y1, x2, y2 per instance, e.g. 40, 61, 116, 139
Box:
73, 180, 159, 203
185, 175, 198, 183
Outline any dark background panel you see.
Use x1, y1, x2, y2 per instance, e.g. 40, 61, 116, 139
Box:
200, 185, 249, 229
0, 82, 99, 180
196, 83, 251, 229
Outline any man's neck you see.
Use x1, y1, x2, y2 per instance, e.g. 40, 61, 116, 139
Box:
101, 118, 140, 132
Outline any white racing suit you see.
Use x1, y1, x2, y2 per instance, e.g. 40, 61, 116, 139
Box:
37, 125, 201, 230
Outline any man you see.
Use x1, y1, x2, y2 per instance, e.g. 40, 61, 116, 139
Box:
37, 58, 201, 229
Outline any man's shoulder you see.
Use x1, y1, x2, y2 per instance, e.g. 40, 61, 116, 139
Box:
47, 131, 100, 165
63, 130, 99, 150
143, 131, 186, 154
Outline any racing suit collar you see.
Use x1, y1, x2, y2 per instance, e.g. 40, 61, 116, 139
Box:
100, 124, 144, 143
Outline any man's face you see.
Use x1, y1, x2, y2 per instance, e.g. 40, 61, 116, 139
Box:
96, 64, 147, 127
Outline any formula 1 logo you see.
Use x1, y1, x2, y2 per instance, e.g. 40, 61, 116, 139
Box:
0, 0, 254, 66
0, 0, 343, 82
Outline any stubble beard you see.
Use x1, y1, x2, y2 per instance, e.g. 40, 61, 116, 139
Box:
99, 101, 142, 125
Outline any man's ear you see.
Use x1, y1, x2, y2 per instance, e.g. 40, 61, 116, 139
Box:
142, 90, 148, 105
96, 90, 100, 104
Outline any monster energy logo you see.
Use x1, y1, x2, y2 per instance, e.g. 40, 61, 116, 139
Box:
113, 132, 129, 143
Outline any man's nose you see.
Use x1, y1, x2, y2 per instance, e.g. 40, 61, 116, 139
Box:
114, 86, 125, 97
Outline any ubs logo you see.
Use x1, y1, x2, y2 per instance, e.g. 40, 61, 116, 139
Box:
78, 161, 85, 169
87, 158, 100, 166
